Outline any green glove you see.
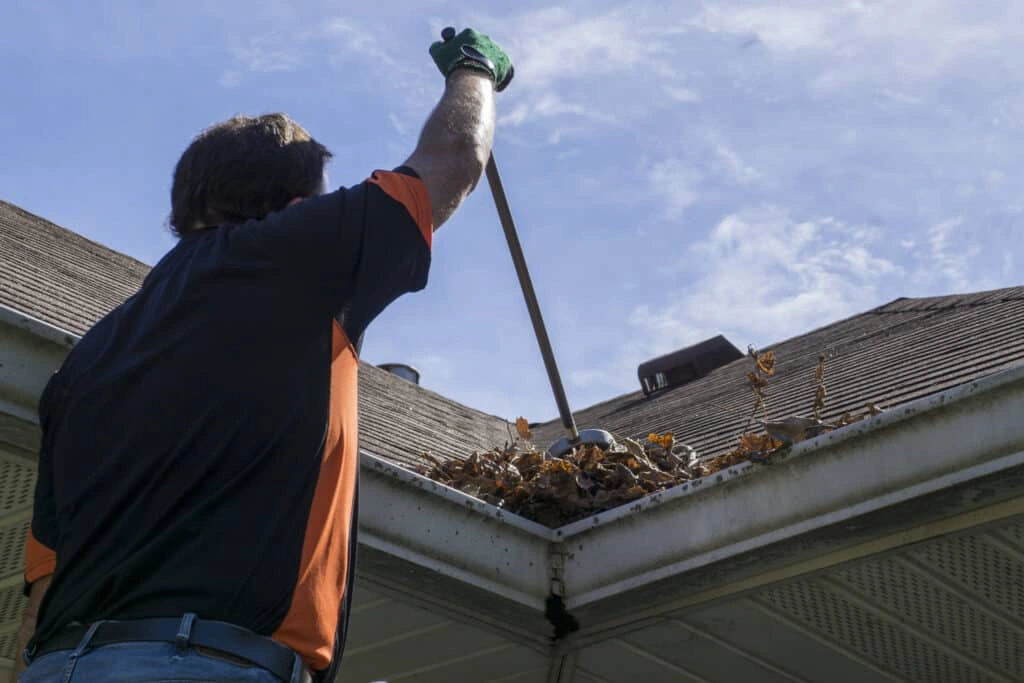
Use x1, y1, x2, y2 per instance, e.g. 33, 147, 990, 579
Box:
430, 27, 514, 92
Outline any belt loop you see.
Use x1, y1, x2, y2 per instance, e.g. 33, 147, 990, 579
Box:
176, 612, 197, 653
22, 642, 37, 667
59, 620, 105, 683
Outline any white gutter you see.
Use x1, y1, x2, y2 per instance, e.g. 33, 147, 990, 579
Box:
0, 304, 77, 423
558, 363, 1024, 609
0, 303, 78, 349
357, 451, 555, 609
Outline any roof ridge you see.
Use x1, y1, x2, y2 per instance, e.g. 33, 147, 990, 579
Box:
873, 287, 1024, 313
535, 285, 1024, 428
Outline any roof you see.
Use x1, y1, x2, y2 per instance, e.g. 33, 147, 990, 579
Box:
5, 197, 1024, 473
0, 200, 150, 336
0, 199, 510, 470
534, 286, 1024, 461
7, 204, 1024, 683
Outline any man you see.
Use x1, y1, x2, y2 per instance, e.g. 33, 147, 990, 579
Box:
14, 27, 513, 683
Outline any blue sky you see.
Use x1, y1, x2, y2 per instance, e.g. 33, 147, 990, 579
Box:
3, 1, 1023, 423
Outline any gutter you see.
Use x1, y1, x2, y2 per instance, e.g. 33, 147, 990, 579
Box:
0, 303, 79, 349
357, 451, 555, 610
353, 363, 1024, 620
0, 303, 78, 423
557, 363, 1024, 539
558, 363, 1024, 609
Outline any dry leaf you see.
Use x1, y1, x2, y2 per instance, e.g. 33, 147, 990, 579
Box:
647, 432, 675, 450
515, 417, 533, 441
622, 437, 646, 458
756, 350, 776, 376
738, 432, 783, 453
414, 347, 887, 528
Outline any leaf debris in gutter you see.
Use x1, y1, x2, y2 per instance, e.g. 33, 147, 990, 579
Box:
414, 349, 884, 528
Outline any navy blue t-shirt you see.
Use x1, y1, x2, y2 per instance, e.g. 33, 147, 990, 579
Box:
25, 167, 433, 679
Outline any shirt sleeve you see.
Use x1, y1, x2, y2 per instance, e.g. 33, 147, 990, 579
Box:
225, 167, 432, 328
25, 373, 61, 591
339, 166, 433, 343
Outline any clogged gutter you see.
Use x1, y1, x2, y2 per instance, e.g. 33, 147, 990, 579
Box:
414, 349, 884, 528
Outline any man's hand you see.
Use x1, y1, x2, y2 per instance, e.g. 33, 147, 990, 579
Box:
429, 27, 514, 92
12, 575, 51, 681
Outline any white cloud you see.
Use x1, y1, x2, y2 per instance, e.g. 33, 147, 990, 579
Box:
714, 144, 761, 184
501, 6, 675, 91
218, 71, 241, 88
219, 16, 427, 94
994, 95, 1024, 130
228, 34, 304, 73
695, 4, 840, 53
920, 217, 979, 291
577, 207, 902, 394
664, 85, 701, 103
476, 5, 690, 129
412, 354, 454, 383
499, 92, 614, 128
694, 0, 1024, 95
648, 159, 702, 218
388, 112, 409, 137
565, 208, 909, 401
321, 18, 406, 74
878, 88, 922, 105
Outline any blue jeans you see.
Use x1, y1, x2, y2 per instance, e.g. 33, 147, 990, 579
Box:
19, 641, 299, 682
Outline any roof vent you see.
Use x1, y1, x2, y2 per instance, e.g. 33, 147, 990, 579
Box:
638, 335, 743, 396
377, 363, 420, 385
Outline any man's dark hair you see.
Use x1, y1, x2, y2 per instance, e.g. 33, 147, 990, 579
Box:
169, 113, 333, 237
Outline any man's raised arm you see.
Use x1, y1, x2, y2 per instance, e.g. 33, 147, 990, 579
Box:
404, 28, 513, 230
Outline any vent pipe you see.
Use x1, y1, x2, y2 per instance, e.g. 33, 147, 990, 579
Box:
377, 363, 420, 385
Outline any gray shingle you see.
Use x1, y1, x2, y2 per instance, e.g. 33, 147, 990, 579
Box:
0, 201, 150, 336
5, 198, 1023, 472
533, 286, 1024, 460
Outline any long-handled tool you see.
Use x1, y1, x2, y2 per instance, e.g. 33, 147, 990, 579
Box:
440, 27, 616, 458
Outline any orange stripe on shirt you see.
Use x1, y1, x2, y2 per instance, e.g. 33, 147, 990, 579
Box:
25, 527, 56, 584
271, 321, 360, 672
368, 171, 433, 249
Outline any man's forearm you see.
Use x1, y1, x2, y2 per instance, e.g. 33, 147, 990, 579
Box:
420, 69, 496, 157
405, 69, 496, 228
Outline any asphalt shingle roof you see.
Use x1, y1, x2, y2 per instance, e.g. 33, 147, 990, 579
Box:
4, 198, 1024, 472
533, 286, 1024, 461
0, 201, 150, 336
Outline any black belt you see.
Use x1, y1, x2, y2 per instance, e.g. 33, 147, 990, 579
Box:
32, 615, 307, 682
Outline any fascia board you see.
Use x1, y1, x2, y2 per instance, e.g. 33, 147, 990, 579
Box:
557, 363, 1024, 609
